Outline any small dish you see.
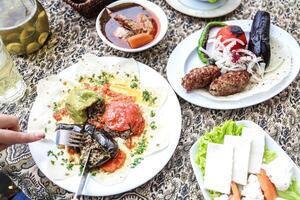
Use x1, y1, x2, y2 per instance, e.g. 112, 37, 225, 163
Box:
96, 0, 168, 52
166, 0, 241, 18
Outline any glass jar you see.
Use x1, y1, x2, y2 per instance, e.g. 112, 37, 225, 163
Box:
0, 0, 50, 55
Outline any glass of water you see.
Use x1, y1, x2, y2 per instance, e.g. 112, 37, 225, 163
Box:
0, 38, 26, 104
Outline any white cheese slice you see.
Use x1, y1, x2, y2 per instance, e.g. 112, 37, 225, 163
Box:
203, 143, 234, 194
224, 135, 251, 185
242, 127, 265, 174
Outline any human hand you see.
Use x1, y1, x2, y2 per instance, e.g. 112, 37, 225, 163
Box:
0, 115, 45, 151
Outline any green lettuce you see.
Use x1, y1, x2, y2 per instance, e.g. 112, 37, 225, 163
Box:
277, 179, 300, 200
195, 120, 244, 175
263, 147, 277, 164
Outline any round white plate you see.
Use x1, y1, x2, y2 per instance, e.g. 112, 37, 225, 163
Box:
28, 55, 182, 196
96, 0, 168, 52
166, 20, 300, 110
166, 0, 241, 18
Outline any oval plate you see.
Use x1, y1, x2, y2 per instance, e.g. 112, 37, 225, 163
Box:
28, 55, 182, 196
189, 120, 300, 200
166, 20, 300, 110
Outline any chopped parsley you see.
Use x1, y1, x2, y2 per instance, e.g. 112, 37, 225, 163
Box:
47, 150, 58, 159
97, 72, 114, 85
150, 121, 157, 130
50, 160, 55, 165
133, 135, 148, 155
142, 90, 157, 106
79, 164, 84, 175
91, 171, 97, 176
130, 81, 138, 89
131, 157, 144, 168
44, 127, 48, 133
150, 110, 155, 117
61, 158, 68, 163
53, 102, 59, 112
66, 163, 74, 171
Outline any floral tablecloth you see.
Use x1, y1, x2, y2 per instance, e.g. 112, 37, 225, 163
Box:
0, 0, 299, 199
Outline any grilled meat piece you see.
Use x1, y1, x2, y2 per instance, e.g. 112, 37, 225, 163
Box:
182, 65, 221, 92
209, 70, 250, 96
113, 14, 143, 34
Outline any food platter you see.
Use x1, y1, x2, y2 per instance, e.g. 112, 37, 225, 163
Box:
190, 120, 300, 199
167, 20, 300, 110
165, 0, 241, 18
28, 54, 182, 196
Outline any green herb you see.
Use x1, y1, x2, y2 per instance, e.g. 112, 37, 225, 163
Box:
150, 110, 155, 117
263, 147, 277, 164
142, 90, 157, 106
79, 76, 84, 82
66, 163, 74, 171
130, 82, 138, 89
133, 136, 148, 155
61, 158, 68, 163
44, 127, 48, 133
53, 102, 59, 112
97, 72, 114, 85
57, 151, 64, 156
79, 164, 84, 175
91, 172, 97, 176
60, 163, 64, 166
131, 157, 144, 168
150, 121, 157, 130
47, 150, 58, 159
50, 160, 55, 165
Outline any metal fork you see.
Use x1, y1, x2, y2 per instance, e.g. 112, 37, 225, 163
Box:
55, 129, 84, 147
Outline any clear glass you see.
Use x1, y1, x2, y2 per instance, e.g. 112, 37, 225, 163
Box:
0, 0, 50, 55
0, 38, 26, 104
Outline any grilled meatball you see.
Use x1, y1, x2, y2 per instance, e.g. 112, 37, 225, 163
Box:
209, 70, 250, 96
182, 65, 221, 92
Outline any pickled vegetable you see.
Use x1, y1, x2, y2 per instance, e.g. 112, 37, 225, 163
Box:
26, 42, 40, 54
0, 1, 50, 55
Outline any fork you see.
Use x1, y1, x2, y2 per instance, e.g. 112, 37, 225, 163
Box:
55, 129, 84, 147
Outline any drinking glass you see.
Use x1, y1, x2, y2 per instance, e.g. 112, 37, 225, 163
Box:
0, 38, 26, 103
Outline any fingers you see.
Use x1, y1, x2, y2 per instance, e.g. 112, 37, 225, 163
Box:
0, 129, 45, 145
0, 115, 20, 131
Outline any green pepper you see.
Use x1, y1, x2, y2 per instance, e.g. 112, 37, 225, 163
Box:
198, 21, 226, 64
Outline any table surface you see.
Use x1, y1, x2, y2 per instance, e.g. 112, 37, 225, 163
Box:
1, 0, 300, 199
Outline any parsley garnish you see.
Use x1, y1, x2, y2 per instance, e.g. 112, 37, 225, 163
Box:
66, 163, 74, 171
150, 110, 155, 117
97, 72, 114, 85
131, 157, 144, 168
133, 135, 148, 155
91, 172, 97, 176
50, 160, 55, 165
47, 150, 58, 159
130, 81, 138, 89
150, 121, 157, 130
53, 102, 59, 112
142, 90, 157, 106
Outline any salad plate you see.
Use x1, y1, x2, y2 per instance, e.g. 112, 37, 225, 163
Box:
166, 0, 241, 18
167, 19, 300, 110
28, 54, 182, 196
190, 120, 300, 199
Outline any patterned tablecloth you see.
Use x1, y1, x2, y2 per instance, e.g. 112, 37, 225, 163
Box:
0, 0, 299, 199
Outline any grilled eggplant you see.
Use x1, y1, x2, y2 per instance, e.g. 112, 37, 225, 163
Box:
248, 11, 271, 67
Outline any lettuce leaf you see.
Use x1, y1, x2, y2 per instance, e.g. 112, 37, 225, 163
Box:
277, 179, 300, 200
195, 120, 244, 175
263, 147, 277, 164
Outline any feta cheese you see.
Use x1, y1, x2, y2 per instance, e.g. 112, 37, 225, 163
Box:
203, 143, 234, 194
215, 194, 229, 200
241, 174, 264, 200
224, 135, 251, 185
262, 155, 294, 191
242, 127, 265, 174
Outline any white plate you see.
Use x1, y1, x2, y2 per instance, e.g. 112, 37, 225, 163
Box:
190, 120, 300, 200
167, 20, 300, 110
96, 0, 168, 52
28, 55, 182, 196
166, 0, 241, 18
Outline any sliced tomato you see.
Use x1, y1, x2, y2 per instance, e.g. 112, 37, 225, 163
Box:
216, 25, 247, 51
100, 150, 127, 173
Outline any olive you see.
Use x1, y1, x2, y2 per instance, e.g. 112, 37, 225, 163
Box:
6, 43, 24, 54
36, 11, 49, 33
20, 26, 37, 45
38, 32, 49, 45
26, 42, 40, 54
6, 33, 20, 43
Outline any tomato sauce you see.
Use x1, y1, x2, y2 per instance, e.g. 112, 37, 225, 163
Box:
100, 150, 126, 173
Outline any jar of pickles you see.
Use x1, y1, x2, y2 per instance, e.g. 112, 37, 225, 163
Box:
0, 0, 50, 55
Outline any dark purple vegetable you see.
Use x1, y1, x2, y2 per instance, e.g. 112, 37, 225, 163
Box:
248, 11, 271, 67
